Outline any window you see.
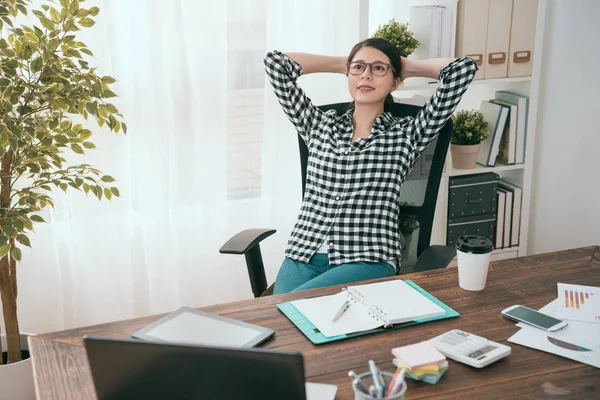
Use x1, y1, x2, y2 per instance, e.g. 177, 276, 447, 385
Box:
225, 1, 266, 200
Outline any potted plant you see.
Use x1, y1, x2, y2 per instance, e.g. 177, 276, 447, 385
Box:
0, 0, 124, 397
372, 19, 420, 58
399, 202, 419, 251
450, 110, 490, 169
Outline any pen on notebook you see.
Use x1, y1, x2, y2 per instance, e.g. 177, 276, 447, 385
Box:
348, 370, 369, 394
332, 300, 350, 322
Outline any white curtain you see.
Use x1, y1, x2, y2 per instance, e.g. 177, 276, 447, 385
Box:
10, 0, 361, 333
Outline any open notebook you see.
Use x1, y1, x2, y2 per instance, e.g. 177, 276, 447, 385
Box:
290, 280, 446, 338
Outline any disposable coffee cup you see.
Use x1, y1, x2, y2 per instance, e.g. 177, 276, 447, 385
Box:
455, 235, 494, 291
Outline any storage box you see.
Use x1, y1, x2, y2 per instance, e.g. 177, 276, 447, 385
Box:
446, 214, 497, 247
448, 173, 499, 218
447, 173, 499, 246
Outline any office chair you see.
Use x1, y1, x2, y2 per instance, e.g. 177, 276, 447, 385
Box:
220, 102, 456, 298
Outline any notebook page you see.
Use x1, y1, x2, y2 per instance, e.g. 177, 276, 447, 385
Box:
290, 292, 382, 337
349, 280, 445, 325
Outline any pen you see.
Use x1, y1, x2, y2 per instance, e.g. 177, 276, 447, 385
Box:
332, 300, 350, 322
369, 385, 377, 398
368, 360, 384, 398
386, 368, 405, 397
348, 370, 369, 394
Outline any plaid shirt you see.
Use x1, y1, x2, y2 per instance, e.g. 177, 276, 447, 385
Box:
264, 51, 477, 266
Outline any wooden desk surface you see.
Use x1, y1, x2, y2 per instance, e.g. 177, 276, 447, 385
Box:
30, 245, 600, 399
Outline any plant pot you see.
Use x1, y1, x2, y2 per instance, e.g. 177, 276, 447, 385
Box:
451, 143, 481, 169
402, 233, 415, 252
0, 333, 36, 400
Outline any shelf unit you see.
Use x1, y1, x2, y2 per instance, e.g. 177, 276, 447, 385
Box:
390, 0, 547, 263
396, 76, 532, 92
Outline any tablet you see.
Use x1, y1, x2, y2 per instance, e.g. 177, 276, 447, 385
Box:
131, 307, 275, 348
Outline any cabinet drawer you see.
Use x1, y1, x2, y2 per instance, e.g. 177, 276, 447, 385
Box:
448, 173, 499, 218
446, 214, 497, 247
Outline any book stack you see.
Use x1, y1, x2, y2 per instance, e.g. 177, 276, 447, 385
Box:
478, 92, 529, 167
495, 179, 522, 249
391, 342, 448, 384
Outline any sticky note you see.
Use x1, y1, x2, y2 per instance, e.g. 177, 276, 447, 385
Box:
391, 341, 446, 369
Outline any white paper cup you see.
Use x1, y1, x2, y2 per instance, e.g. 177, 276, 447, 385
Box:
455, 235, 494, 291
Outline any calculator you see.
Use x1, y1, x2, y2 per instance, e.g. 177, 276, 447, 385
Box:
428, 329, 511, 368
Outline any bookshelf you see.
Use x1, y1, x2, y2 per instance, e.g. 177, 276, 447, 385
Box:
443, 162, 525, 178
396, 76, 532, 92
389, 0, 547, 264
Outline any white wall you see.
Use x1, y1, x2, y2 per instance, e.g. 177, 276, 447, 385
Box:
528, 0, 600, 254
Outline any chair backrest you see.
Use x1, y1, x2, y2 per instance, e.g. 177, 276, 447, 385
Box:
297, 102, 453, 273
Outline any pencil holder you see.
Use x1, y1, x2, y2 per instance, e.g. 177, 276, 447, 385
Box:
352, 371, 407, 400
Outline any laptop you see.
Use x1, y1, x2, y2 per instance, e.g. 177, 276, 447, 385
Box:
84, 336, 334, 400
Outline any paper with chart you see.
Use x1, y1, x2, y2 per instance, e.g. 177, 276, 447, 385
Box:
554, 283, 600, 324
508, 299, 600, 368
290, 292, 381, 338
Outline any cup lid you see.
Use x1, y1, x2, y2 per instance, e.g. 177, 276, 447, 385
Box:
455, 235, 494, 254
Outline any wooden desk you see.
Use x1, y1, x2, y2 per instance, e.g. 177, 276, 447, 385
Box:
30, 246, 600, 399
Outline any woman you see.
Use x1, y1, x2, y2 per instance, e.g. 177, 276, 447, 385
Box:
265, 38, 477, 294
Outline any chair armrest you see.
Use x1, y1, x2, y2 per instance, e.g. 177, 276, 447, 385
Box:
219, 229, 276, 255
413, 245, 456, 273
219, 229, 277, 298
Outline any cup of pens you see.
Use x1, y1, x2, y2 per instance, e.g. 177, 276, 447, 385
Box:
349, 361, 406, 400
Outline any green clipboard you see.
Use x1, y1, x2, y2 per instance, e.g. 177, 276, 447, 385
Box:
277, 280, 459, 344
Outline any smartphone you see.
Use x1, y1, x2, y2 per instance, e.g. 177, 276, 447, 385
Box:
501, 305, 567, 332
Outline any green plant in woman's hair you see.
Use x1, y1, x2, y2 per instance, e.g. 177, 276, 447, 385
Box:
372, 19, 420, 58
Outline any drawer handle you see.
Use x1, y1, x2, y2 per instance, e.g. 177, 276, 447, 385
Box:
513, 50, 531, 63
466, 198, 483, 204
488, 52, 506, 65
466, 53, 483, 66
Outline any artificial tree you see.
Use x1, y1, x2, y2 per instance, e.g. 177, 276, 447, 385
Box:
0, 0, 124, 363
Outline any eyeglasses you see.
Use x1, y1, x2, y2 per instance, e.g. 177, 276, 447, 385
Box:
347, 61, 396, 77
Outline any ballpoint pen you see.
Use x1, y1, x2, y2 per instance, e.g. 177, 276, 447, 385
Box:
368, 360, 385, 398
386, 368, 405, 397
348, 370, 369, 394
369, 385, 377, 398
332, 300, 350, 322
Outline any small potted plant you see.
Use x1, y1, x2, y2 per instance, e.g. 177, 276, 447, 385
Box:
399, 202, 419, 251
372, 19, 420, 58
450, 110, 490, 169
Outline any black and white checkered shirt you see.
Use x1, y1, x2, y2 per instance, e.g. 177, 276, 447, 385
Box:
264, 51, 477, 266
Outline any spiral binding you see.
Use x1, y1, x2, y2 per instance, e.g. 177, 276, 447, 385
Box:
344, 287, 390, 327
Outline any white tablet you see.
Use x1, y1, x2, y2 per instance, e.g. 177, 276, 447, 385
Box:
131, 307, 275, 348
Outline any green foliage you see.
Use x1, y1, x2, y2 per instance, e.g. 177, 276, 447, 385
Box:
399, 217, 419, 237
451, 110, 490, 145
399, 202, 419, 237
372, 19, 420, 58
0, 0, 124, 261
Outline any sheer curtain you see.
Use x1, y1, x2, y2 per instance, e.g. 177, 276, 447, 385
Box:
12, 0, 361, 334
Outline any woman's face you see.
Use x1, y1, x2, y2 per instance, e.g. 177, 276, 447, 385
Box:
347, 46, 399, 107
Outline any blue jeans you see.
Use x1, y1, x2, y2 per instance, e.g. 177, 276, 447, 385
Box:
273, 254, 396, 294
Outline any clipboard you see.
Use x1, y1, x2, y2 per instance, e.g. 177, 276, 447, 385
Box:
277, 280, 459, 344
